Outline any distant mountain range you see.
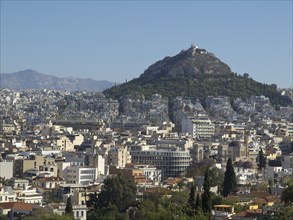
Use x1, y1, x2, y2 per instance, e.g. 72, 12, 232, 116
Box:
104, 45, 291, 106
0, 70, 116, 92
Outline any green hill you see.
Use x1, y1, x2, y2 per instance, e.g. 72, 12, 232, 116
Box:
104, 45, 291, 106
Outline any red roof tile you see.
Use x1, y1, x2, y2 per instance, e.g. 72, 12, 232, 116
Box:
0, 202, 34, 211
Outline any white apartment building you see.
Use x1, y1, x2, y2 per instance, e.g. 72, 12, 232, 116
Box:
182, 115, 215, 139
0, 186, 16, 203
109, 145, 131, 168
16, 188, 43, 204
65, 166, 97, 185
57, 154, 86, 178
12, 179, 29, 190
47, 203, 87, 220
88, 153, 107, 176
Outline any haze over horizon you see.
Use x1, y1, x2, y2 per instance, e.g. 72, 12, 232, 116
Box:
1, 1, 292, 88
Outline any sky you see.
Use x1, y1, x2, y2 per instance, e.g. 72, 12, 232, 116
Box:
0, 1, 292, 88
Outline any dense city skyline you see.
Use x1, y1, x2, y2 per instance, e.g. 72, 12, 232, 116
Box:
1, 1, 292, 88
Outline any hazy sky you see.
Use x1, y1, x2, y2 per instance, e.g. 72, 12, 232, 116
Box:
1, 1, 292, 88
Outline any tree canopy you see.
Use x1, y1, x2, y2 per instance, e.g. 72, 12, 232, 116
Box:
97, 174, 137, 212
24, 207, 74, 220
281, 178, 293, 206
87, 174, 137, 220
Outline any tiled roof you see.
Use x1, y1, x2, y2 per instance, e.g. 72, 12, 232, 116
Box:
144, 187, 171, 194
233, 209, 263, 217
0, 202, 34, 211
163, 177, 183, 185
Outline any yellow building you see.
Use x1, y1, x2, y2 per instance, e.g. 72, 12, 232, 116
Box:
14, 155, 44, 178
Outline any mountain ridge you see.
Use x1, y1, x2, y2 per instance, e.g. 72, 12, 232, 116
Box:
0, 69, 116, 92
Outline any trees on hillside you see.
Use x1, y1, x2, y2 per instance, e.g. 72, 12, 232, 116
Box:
281, 178, 293, 206
104, 72, 292, 107
222, 158, 237, 197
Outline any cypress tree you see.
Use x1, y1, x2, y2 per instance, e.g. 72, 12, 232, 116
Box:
188, 184, 195, 210
65, 196, 73, 216
223, 158, 237, 197
258, 149, 267, 170
201, 169, 211, 213
195, 192, 202, 211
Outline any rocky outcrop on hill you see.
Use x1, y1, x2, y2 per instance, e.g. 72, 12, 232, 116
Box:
140, 45, 231, 80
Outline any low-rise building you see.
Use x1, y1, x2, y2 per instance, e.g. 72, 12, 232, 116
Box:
12, 179, 29, 191
32, 176, 66, 189
13, 154, 44, 178
0, 185, 16, 203
212, 205, 235, 220
182, 115, 215, 139
46, 203, 87, 220
109, 145, 131, 168
130, 164, 162, 183
65, 166, 97, 185
109, 165, 146, 184
0, 202, 34, 219
16, 188, 43, 204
